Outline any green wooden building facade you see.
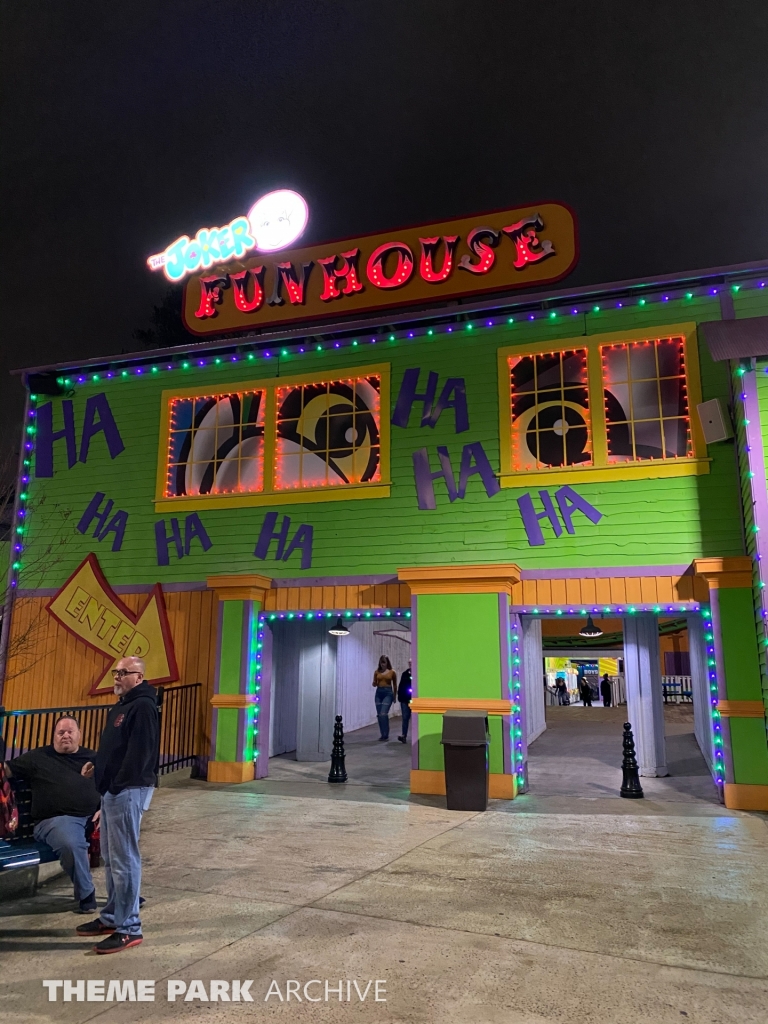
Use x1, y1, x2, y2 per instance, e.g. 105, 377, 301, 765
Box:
4, 260, 768, 809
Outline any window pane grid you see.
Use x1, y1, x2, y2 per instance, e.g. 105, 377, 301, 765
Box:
601, 337, 691, 463
275, 375, 381, 491
165, 390, 265, 497
508, 349, 592, 471
163, 374, 383, 500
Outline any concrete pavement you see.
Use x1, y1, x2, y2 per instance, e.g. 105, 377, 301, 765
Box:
1, 711, 767, 1024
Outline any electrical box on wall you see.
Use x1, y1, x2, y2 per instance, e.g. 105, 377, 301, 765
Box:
696, 398, 734, 443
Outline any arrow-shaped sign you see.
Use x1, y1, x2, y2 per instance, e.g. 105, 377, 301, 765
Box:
48, 554, 179, 695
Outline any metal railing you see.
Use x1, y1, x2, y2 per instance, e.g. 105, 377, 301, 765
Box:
156, 683, 201, 774
0, 683, 201, 774
662, 675, 693, 704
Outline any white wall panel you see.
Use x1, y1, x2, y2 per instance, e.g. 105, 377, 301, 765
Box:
335, 621, 411, 733
521, 615, 546, 745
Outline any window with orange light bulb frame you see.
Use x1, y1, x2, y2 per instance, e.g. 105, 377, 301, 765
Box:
154, 363, 390, 511
496, 323, 708, 487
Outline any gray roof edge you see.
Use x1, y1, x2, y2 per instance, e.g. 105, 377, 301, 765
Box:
699, 316, 768, 361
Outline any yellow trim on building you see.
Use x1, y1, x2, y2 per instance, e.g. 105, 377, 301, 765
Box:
210, 694, 261, 708
716, 700, 766, 718
398, 563, 521, 596
155, 482, 391, 512
206, 573, 272, 603
724, 783, 768, 811
497, 322, 708, 487
693, 557, 754, 589
410, 697, 513, 715
410, 769, 516, 800
207, 760, 255, 784
154, 363, 391, 511
499, 459, 710, 488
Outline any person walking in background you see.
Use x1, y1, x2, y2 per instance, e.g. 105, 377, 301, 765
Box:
4, 716, 100, 913
600, 673, 613, 707
77, 656, 158, 954
555, 676, 569, 705
579, 678, 593, 707
397, 658, 412, 743
372, 655, 397, 741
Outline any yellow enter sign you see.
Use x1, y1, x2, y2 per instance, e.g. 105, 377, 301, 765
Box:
48, 554, 178, 694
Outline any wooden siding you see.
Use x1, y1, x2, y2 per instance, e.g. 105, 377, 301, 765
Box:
261, 575, 706, 613
263, 583, 411, 611
510, 574, 709, 608
3, 590, 217, 760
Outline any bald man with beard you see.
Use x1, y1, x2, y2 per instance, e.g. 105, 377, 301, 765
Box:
76, 656, 159, 954
4, 715, 100, 913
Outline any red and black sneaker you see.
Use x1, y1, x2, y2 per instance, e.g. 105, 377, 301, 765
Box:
93, 931, 143, 954
75, 918, 115, 936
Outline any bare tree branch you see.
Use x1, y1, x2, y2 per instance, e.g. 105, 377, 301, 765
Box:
0, 446, 77, 685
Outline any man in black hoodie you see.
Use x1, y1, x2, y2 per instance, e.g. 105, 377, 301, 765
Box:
76, 656, 159, 954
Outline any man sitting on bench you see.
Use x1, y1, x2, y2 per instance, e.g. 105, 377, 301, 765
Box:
4, 715, 100, 913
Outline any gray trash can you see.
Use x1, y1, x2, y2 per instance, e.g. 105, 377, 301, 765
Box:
441, 710, 490, 811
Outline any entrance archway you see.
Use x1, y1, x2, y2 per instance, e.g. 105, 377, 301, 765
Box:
518, 607, 716, 795
260, 606, 412, 767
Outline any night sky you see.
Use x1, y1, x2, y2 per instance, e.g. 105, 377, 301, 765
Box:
2, 1, 767, 447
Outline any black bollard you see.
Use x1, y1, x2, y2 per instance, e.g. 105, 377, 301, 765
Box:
328, 715, 348, 783
620, 722, 644, 798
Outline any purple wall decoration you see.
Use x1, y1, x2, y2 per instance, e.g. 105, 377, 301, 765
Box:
429, 378, 469, 432
36, 394, 124, 478
35, 401, 77, 475
392, 368, 438, 428
518, 490, 562, 546
555, 485, 603, 533
155, 513, 212, 566
254, 511, 313, 569
413, 446, 457, 509
392, 368, 469, 432
78, 394, 125, 464
77, 492, 129, 552
518, 486, 603, 546
413, 442, 499, 509
457, 442, 500, 499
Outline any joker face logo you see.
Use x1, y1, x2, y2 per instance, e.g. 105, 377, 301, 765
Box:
248, 189, 309, 252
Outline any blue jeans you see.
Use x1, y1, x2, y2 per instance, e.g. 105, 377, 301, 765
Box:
400, 702, 412, 738
33, 815, 93, 901
375, 688, 394, 738
99, 787, 153, 936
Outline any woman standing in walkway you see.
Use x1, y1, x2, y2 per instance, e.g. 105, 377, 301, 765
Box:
372, 656, 397, 741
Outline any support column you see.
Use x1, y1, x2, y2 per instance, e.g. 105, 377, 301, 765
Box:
206, 574, 272, 784
694, 558, 768, 810
623, 614, 668, 777
521, 615, 546, 745
295, 621, 337, 762
399, 564, 521, 800
686, 612, 715, 773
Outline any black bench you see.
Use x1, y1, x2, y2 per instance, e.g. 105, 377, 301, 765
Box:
0, 778, 57, 872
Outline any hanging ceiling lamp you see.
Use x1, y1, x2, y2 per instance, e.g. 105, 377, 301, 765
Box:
328, 616, 350, 636
578, 615, 603, 638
